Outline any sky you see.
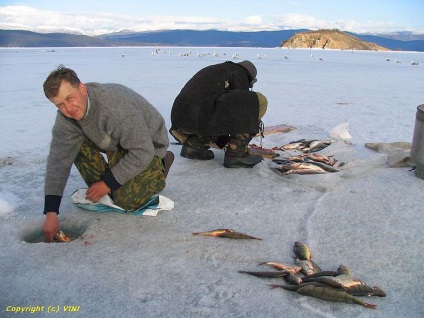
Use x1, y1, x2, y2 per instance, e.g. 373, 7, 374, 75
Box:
0, 0, 423, 35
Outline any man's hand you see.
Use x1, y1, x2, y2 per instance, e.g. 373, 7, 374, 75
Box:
86, 181, 111, 203
43, 212, 59, 242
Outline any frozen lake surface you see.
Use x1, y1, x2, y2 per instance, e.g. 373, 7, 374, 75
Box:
1, 47, 424, 317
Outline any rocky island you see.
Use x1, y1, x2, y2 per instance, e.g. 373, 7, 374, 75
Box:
281, 29, 389, 51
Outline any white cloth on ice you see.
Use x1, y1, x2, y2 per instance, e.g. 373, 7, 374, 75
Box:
70, 188, 174, 216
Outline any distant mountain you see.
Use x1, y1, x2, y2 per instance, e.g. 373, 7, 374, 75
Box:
97, 29, 308, 48
352, 33, 424, 52
0, 30, 124, 47
365, 31, 424, 41
281, 29, 389, 51
1, 28, 423, 51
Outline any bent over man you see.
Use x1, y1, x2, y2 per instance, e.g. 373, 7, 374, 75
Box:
170, 60, 267, 168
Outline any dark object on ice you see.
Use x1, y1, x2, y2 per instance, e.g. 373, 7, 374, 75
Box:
411, 104, 424, 179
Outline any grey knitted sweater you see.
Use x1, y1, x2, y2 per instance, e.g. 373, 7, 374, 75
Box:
44, 83, 169, 213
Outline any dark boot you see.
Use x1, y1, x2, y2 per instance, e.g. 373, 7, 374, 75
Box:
224, 133, 262, 168
162, 151, 174, 178
180, 135, 214, 160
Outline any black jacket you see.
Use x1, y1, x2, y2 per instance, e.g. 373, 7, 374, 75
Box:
170, 61, 259, 137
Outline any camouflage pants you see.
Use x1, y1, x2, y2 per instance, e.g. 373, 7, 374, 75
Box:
74, 138, 166, 212
175, 91, 268, 151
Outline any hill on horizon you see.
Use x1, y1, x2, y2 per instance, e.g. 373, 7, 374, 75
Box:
281, 29, 389, 51
0, 28, 423, 51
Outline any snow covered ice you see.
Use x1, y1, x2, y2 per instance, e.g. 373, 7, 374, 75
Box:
1, 47, 424, 317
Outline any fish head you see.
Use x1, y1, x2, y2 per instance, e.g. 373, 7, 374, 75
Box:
54, 230, 71, 242
372, 286, 387, 297
293, 241, 312, 260
337, 264, 352, 275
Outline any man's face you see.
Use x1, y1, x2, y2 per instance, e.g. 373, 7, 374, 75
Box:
49, 81, 88, 120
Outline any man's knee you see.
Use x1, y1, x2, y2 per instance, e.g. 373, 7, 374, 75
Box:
112, 156, 165, 211
256, 92, 268, 119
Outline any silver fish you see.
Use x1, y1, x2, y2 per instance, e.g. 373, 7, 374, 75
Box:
281, 142, 305, 150
282, 168, 326, 175
302, 139, 335, 152
303, 160, 340, 172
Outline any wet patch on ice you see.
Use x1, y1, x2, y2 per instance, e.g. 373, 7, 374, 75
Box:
0, 156, 13, 167
0, 190, 22, 217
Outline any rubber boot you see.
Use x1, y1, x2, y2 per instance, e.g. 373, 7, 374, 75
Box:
162, 151, 174, 178
224, 133, 262, 168
180, 135, 214, 160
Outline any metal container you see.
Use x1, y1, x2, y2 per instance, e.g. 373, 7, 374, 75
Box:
411, 104, 424, 179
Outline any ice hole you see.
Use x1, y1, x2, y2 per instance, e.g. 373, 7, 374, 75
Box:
21, 217, 89, 243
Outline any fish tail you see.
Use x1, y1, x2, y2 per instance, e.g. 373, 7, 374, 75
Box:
268, 284, 281, 289
363, 302, 377, 309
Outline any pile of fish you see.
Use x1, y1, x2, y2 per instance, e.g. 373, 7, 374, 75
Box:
248, 139, 339, 161
239, 241, 386, 309
279, 139, 335, 153
271, 153, 344, 175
